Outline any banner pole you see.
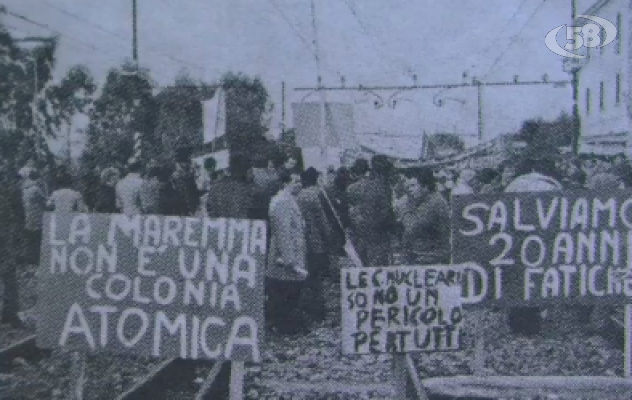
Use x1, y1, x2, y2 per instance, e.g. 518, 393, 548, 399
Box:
625, 304, 631, 378
392, 354, 409, 400
69, 351, 86, 400
229, 361, 245, 400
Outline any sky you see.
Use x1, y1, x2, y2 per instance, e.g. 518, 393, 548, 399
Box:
2, 0, 577, 151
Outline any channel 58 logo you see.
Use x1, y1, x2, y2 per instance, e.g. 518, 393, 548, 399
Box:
545, 15, 617, 58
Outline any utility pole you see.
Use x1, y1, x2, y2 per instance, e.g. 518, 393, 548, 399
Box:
281, 81, 286, 136
132, 0, 138, 65
476, 79, 484, 142
571, 0, 581, 155
310, 0, 328, 170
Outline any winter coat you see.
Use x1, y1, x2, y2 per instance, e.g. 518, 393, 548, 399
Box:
267, 190, 307, 281
47, 188, 88, 213
296, 186, 333, 255
347, 175, 397, 242
206, 178, 266, 220
0, 175, 24, 273
22, 179, 46, 231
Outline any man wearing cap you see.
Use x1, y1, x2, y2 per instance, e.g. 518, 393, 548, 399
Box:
171, 147, 201, 217
347, 155, 397, 267
296, 167, 333, 324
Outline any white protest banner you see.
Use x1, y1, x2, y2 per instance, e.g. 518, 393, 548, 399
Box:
36, 213, 266, 362
341, 265, 464, 355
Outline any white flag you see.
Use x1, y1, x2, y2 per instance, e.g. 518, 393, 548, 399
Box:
202, 88, 226, 143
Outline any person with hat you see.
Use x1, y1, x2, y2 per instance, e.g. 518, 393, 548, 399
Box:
94, 167, 120, 213
139, 161, 165, 215
296, 167, 333, 324
267, 170, 309, 334
400, 168, 450, 265
171, 147, 201, 217
347, 155, 398, 267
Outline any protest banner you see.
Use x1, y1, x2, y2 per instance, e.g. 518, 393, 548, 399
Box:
341, 265, 464, 355
36, 213, 266, 362
452, 190, 632, 306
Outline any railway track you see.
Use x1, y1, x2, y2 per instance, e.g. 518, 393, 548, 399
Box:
0, 334, 51, 370
0, 334, 229, 399
117, 359, 230, 400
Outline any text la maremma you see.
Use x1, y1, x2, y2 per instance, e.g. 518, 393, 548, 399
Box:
39, 213, 266, 363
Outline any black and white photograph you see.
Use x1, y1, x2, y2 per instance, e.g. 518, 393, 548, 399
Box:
1, 0, 632, 398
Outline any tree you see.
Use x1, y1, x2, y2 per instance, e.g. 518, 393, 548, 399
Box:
0, 18, 58, 168
47, 65, 96, 163
516, 112, 576, 161
154, 69, 215, 159
82, 62, 157, 172
221, 72, 273, 157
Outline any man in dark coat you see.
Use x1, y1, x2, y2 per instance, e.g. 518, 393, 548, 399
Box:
1, 164, 25, 327
296, 167, 332, 323
347, 155, 397, 267
206, 154, 266, 220
170, 147, 201, 216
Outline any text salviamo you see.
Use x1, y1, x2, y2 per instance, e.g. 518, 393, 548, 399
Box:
453, 191, 632, 306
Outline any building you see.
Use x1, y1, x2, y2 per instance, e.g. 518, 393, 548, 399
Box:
576, 0, 630, 155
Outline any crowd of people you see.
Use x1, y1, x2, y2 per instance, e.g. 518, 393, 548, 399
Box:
1, 145, 631, 338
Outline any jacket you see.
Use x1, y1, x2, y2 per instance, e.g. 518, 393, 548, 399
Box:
0, 174, 24, 273
115, 173, 144, 215
171, 168, 200, 216
207, 178, 266, 220
47, 189, 88, 213
22, 179, 46, 231
267, 190, 307, 281
347, 175, 397, 241
400, 191, 450, 264
296, 186, 333, 255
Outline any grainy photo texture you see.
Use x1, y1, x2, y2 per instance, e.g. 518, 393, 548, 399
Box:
1, 0, 631, 399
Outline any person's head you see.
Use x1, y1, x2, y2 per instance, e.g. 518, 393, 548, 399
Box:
284, 156, 297, 171
271, 151, 287, 170
404, 168, 436, 200
614, 154, 626, 165
476, 168, 499, 187
517, 156, 558, 179
278, 169, 302, 195
351, 158, 369, 177
55, 171, 73, 189
333, 167, 350, 191
27, 169, 40, 181
229, 154, 252, 181
127, 161, 142, 174
204, 157, 217, 173
371, 155, 392, 177
175, 147, 192, 168
100, 167, 120, 187
301, 167, 320, 188
146, 161, 162, 179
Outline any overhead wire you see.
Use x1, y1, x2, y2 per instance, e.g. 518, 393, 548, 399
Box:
342, 0, 414, 79
4, 9, 126, 59
482, 0, 547, 79
265, 0, 343, 80
34, 0, 221, 75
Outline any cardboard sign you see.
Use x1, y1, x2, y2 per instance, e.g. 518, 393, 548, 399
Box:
341, 265, 464, 355
452, 191, 632, 306
36, 213, 266, 362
